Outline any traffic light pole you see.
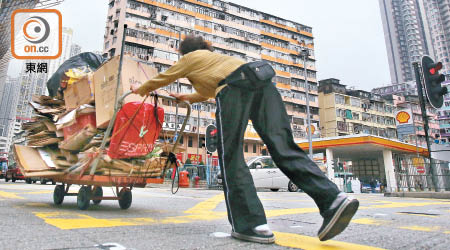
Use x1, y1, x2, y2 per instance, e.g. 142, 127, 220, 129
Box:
413, 62, 439, 192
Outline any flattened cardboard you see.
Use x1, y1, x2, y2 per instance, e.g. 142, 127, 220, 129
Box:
94, 56, 158, 128
14, 145, 51, 172
58, 125, 96, 151
64, 73, 95, 110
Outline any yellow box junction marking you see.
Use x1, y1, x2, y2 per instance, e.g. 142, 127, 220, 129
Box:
274, 231, 385, 250
27, 192, 450, 238
352, 218, 389, 226
398, 225, 442, 232
396, 212, 438, 218
0, 190, 25, 199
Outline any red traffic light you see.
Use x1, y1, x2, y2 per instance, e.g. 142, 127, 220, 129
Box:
429, 62, 442, 74
210, 129, 217, 136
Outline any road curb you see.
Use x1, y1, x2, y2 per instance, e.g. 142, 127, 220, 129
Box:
384, 192, 450, 199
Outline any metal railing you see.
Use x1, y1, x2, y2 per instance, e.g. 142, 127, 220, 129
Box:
393, 155, 450, 191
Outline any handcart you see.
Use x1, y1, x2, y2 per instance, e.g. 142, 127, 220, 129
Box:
52, 91, 191, 210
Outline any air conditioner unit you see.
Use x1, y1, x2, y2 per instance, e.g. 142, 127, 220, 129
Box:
163, 122, 168, 128
143, 25, 147, 29
168, 123, 175, 129
136, 23, 140, 27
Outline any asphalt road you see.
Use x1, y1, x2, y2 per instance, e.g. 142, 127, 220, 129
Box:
0, 180, 449, 250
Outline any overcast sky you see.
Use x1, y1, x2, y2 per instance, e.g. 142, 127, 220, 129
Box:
8, 0, 392, 91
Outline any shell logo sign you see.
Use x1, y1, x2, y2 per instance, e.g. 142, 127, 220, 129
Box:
306, 125, 315, 134
396, 111, 411, 124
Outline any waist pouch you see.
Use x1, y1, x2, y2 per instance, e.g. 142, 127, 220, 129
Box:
224, 61, 275, 90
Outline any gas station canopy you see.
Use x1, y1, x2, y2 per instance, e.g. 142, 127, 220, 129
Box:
296, 134, 428, 159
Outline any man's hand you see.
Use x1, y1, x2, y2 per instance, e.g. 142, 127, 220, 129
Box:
131, 82, 145, 96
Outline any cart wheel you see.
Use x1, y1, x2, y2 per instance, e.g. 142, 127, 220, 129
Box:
118, 188, 132, 209
53, 185, 65, 205
92, 186, 103, 205
77, 186, 91, 210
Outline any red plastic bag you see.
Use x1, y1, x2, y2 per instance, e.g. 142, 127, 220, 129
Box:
108, 102, 164, 159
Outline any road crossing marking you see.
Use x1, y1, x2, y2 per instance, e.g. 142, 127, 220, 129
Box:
273, 231, 385, 250
352, 217, 449, 234
398, 225, 442, 232
4, 187, 446, 247
396, 212, 438, 218
0, 190, 25, 199
352, 218, 389, 226
22, 190, 54, 195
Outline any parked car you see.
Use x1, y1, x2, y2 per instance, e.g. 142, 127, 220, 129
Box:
25, 177, 56, 185
217, 156, 299, 192
5, 165, 25, 182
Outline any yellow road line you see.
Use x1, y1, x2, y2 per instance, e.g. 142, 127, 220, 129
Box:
184, 194, 224, 214
266, 207, 318, 217
396, 212, 438, 218
274, 231, 385, 250
398, 226, 441, 232
29, 193, 450, 233
352, 218, 389, 226
0, 190, 24, 199
22, 191, 54, 195
352, 217, 449, 234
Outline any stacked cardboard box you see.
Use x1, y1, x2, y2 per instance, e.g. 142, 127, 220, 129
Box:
14, 56, 174, 180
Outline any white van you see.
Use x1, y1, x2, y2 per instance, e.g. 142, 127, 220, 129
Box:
217, 156, 299, 192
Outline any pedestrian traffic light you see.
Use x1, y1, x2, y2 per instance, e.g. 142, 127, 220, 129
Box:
205, 124, 218, 152
421, 56, 448, 109
338, 163, 344, 172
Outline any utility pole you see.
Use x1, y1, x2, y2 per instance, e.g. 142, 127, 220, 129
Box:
300, 48, 313, 159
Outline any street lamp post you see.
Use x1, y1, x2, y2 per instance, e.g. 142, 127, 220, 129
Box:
300, 48, 313, 159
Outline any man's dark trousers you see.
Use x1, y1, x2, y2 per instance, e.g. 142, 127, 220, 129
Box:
215, 79, 341, 234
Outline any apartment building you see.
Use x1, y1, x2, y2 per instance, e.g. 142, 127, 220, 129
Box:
318, 78, 397, 139
422, 0, 450, 75
103, 0, 319, 162
372, 81, 418, 96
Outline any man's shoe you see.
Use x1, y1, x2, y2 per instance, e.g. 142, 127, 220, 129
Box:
231, 224, 275, 244
318, 192, 359, 241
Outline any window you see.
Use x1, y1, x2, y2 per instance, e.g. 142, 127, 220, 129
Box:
253, 144, 257, 153
244, 143, 248, 152
335, 94, 345, 104
188, 136, 193, 147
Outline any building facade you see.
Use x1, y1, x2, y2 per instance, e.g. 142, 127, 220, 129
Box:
319, 78, 397, 139
372, 81, 418, 96
421, 0, 450, 74
389, 94, 440, 146
379, 0, 450, 83
103, 0, 319, 162
379, 0, 432, 84
0, 76, 20, 157
48, 27, 74, 78
438, 80, 450, 143
70, 43, 82, 58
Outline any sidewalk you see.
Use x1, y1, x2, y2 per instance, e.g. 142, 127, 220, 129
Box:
384, 191, 450, 199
